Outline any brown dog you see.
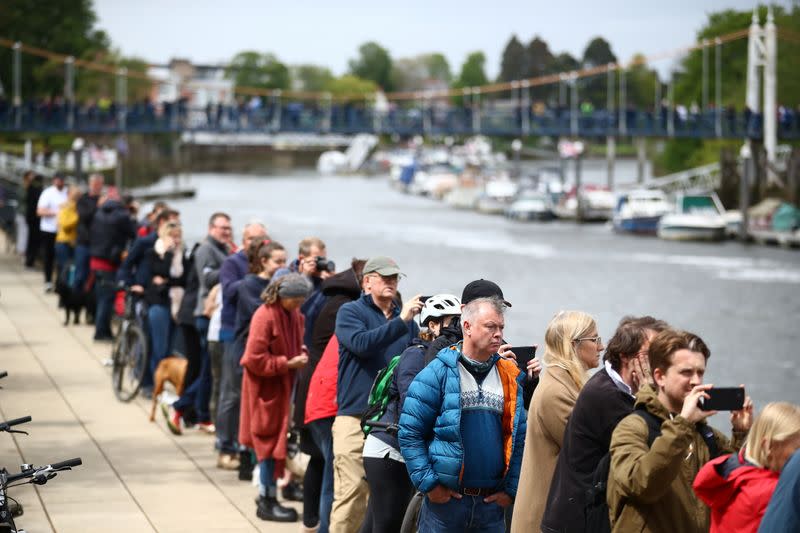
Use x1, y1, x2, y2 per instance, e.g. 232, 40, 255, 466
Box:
149, 356, 188, 422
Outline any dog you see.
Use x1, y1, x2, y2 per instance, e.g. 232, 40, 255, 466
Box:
149, 355, 188, 422
55, 262, 94, 326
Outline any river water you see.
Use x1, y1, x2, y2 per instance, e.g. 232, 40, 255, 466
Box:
142, 159, 800, 421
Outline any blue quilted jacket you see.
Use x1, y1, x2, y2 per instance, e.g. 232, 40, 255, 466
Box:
398, 342, 527, 497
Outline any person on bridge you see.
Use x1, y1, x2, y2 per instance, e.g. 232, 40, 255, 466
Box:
399, 296, 526, 533
238, 273, 312, 523
36, 172, 68, 292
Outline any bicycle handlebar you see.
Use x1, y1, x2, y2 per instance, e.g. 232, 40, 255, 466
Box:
0, 371, 7, 379
0, 416, 32, 431
4, 457, 83, 485
50, 458, 82, 470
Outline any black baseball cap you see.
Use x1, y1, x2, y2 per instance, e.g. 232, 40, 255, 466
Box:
461, 279, 511, 307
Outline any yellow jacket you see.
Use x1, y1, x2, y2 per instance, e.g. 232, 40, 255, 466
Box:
56, 201, 79, 245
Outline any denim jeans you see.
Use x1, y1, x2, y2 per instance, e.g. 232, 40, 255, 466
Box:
174, 316, 212, 422
145, 303, 172, 389
215, 340, 243, 454
309, 417, 334, 533
54, 242, 73, 282
417, 495, 505, 533
73, 244, 91, 291
93, 269, 116, 339
259, 458, 277, 497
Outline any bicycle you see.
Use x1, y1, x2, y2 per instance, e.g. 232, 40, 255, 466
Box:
110, 286, 150, 402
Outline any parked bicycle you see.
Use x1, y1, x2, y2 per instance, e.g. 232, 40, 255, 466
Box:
110, 285, 150, 402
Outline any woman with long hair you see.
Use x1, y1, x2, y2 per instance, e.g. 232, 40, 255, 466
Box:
239, 273, 312, 523
511, 310, 604, 533
694, 401, 800, 533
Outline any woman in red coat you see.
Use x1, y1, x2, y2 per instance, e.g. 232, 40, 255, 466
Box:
693, 401, 800, 533
239, 273, 312, 523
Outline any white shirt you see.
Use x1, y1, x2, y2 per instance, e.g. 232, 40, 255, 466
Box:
37, 185, 68, 233
605, 360, 634, 398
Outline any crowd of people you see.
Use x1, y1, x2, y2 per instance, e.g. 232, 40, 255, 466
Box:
14, 173, 800, 533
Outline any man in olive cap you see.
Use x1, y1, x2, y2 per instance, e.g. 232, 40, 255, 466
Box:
329, 256, 421, 533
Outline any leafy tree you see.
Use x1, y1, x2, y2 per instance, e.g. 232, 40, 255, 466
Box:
71, 52, 151, 102
348, 42, 393, 91
0, 0, 111, 98
226, 52, 290, 90
424, 53, 452, 83
293, 64, 334, 92
325, 75, 377, 98
498, 35, 527, 82
581, 37, 617, 107
453, 52, 489, 89
624, 54, 659, 110
391, 53, 452, 91
527, 36, 555, 102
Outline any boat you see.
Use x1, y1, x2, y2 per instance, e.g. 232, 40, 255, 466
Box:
475, 179, 518, 215
408, 164, 460, 198
657, 192, 728, 241
613, 189, 672, 234
553, 185, 615, 221
505, 190, 555, 221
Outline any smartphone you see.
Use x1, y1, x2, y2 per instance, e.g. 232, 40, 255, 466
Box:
419, 295, 432, 304
509, 346, 537, 371
698, 387, 745, 411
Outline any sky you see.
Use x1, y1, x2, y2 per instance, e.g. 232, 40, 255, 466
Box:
93, 0, 776, 79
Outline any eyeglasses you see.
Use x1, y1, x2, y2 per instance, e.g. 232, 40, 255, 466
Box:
574, 335, 602, 345
213, 224, 232, 231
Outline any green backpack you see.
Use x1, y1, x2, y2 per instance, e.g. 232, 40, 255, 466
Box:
360, 354, 402, 436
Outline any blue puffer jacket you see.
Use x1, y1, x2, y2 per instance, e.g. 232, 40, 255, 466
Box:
398, 343, 527, 497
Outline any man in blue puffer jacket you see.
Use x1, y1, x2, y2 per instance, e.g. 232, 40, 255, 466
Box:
399, 296, 526, 533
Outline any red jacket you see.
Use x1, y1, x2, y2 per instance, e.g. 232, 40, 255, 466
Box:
238, 303, 304, 471
304, 334, 339, 425
693, 449, 779, 533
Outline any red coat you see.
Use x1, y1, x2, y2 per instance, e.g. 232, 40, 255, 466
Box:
304, 334, 339, 425
238, 303, 304, 469
693, 449, 780, 533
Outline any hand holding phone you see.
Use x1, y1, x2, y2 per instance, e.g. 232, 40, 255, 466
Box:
509, 346, 537, 373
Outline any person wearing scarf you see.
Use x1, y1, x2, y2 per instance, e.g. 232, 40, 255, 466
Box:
239, 273, 312, 523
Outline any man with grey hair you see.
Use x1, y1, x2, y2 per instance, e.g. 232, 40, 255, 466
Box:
216, 220, 268, 471
399, 297, 527, 533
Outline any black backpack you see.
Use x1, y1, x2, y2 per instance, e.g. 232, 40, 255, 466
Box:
584, 406, 720, 533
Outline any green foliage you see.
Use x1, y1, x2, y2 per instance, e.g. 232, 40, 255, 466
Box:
226, 52, 290, 91
391, 53, 452, 92
453, 52, 489, 89
498, 35, 527, 82
348, 42, 394, 91
581, 37, 617, 108
0, 0, 110, 98
325, 75, 377, 98
624, 55, 659, 110
293, 64, 334, 92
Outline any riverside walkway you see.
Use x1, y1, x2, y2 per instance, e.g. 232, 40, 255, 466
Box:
0, 243, 301, 533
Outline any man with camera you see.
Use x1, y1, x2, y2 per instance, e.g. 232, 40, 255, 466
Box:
606, 329, 753, 533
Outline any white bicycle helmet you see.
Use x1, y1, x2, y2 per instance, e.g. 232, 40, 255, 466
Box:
420, 294, 462, 326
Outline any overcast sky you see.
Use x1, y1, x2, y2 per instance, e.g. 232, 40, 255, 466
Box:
94, 0, 773, 79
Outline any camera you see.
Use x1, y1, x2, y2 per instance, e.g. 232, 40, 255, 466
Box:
315, 256, 335, 272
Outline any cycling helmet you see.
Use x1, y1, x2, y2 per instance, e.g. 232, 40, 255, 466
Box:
420, 293, 462, 326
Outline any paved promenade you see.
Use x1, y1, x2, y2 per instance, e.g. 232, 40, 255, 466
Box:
0, 245, 302, 532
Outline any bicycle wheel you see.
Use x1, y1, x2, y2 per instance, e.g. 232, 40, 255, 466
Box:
112, 323, 149, 402
399, 491, 424, 533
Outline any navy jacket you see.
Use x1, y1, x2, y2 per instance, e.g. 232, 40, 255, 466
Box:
89, 200, 136, 265
334, 293, 418, 417
230, 274, 270, 363
117, 232, 157, 286
219, 250, 249, 335
758, 449, 800, 532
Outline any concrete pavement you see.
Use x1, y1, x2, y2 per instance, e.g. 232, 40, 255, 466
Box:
0, 246, 304, 533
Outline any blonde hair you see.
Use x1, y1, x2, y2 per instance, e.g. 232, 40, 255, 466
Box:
158, 220, 181, 240
745, 402, 800, 471
543, 310, 597, 390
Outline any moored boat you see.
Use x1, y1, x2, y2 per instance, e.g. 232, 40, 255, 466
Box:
657, 192, 728, 241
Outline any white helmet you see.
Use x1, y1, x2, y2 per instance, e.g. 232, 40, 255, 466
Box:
420, 294, 462, 326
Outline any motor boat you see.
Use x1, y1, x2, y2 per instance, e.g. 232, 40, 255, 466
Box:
553, 185, 615, 221
505, 190, 555, 221
408, 164, 460, 198
476, 178, 518, 215
613, 189, 673, 234
657, 192, 728, 241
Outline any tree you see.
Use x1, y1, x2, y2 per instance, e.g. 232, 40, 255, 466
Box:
348, 42, 393, 91
453, 52, 489, 89
325, 75, 377, 98
625, 54, 659, 110
293, 64, 334, 92
498, 35, 527, 82
527, 36, 555, 102
226, 52, 290, 90
391, 53, 452, 91
0, 0, 111, 98
581, 37, 617, 107
424, 53, 452, 83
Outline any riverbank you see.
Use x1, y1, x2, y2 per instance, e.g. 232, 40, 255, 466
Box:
0, 237, 301, 533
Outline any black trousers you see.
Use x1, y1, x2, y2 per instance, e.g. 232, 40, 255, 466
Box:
40, 231, 56, 283
360, 455, 414, 533
178, 323, 202, 423
24, 220, 41, 267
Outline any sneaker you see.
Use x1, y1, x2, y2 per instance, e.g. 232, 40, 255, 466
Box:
196, 421, 216, 434
102, 358, 114, 367
139, 386, 154, 399
44, 282, 54, 293
217, 453, 241, 471
161, 403, 183, 436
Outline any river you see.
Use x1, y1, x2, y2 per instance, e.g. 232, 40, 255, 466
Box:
140, 160, 800, 421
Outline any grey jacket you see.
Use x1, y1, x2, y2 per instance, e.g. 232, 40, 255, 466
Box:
193, 236, 229, 317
